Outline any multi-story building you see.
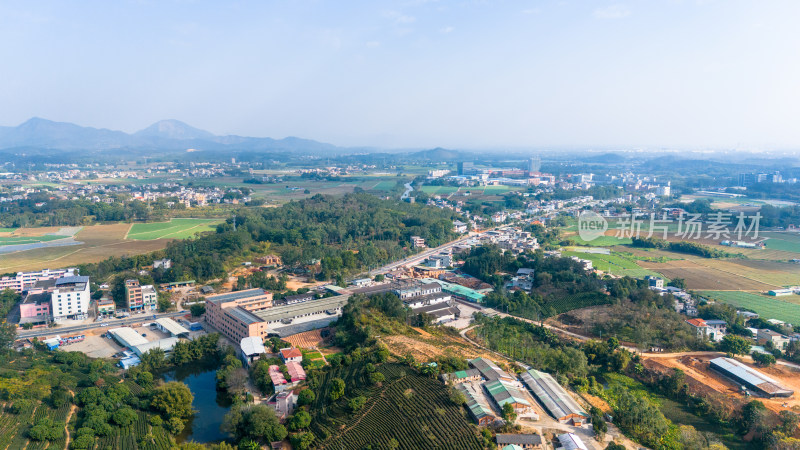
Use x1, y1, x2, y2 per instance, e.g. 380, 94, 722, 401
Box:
51, 276, 91, 320
19, 293, 51, 325
125, 279, 158, 311
205, 289, 273, 342
0, 268, 78, 293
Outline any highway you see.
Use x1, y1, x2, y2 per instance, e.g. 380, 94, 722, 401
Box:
16, 310, 188, 339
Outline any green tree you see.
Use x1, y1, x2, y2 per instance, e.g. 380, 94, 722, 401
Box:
297, 389, 315, 406
0, 322, 17, 349
112, 407, 137, 426
720, 334, 751, 356
190, 303, 206, 317
151, 381, 194, 419
501, 403, 517, 424
287, 411, 312, 431
290, 432, 315, 450
348, 396, 367, 413
387, 438, 400, 450
753, 352, 776, 366
28, 418, 65, 441
222, 404, 288, 443
369, 372, 385, 385
328, 378, 345, 402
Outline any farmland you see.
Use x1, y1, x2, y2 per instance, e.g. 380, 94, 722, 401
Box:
126, 218, 222, 240
699, 290, 800, 324
310, 362, 483, 450
562, 250, 666, 279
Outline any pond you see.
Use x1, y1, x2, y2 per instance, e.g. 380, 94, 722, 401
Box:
161, 361, 232, 444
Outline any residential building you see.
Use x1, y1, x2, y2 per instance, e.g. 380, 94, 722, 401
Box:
441, 368, 482, 385
0, 268, 78, 293
453, 220, 468, 233
280, 347, 303, 364
19, 293, 51, 325
256, 255, 283, 266
757, 329, 791, 350
686, 318, 726, 342
410, 236, 426, 248
268, 391, 297, 420
153, 258, 172, 269
286, 361, 306, 383
269, 365, 289, 392
645, 276, 664, 289
96, 297, 116, 316
51, 276, 91, 320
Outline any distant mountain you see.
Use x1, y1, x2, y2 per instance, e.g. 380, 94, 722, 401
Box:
408, 147, 466, 161
134, 119, 215, 141
0, 117, 341, 154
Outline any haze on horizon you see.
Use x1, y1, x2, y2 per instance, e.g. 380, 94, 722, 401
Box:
1, 0, 800, 151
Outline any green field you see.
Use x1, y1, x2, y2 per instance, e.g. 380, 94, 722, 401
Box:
563, 250, 666, 279
569, 235, 633, 246
0, 234, 67, 247
126, 218, 222, 240
764, 236, 800, 254
369, 180, 399, 191
420, 185, 460, 194
699, 290, 800, 324
0, 227, 17, 233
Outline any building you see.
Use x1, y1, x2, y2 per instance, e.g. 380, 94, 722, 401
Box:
280, 347, 303, 364
269, 365, 289, 392
131, 338, 179, 357
0, 268, 78, 293
268, 391, 296, 420
645, 276, 664, 289
205, 289, 273, 342
286, 361, 306, 383
256, 255, 283, 266
96, 297, 116, 316
496, 434, 544, 450
484, 380, 533, 414
425, 254, 452, 269
253, 295, 349, 333
768, 289, 794, 297
556, 433, 589, 450
19, 293, 51, 325
453, 220, 468, 234
154, 317, 190, 337
240, 336, 267, 366
51, 276, 91, 320
686, 318, 726, 342
125, 279, 158, 311
108, 327, 149, 349
410, 236, 426, 248
527, 155, 541, 174
709, 357, 793, 398
520, 369, 589, 425
441, 368, 482, 385
153, 258, 172, 269
757, 329, 791, 350
456, 383, 497, 425
470, 358, 516, 383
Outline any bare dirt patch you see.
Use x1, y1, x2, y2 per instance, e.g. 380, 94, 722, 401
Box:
283, 329, 327, 348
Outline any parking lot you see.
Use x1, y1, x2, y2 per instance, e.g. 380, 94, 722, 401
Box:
59, 324, 172, 358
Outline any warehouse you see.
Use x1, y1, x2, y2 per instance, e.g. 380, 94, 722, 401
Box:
469, 357, 516, 383
441, 368, 482, 385
108, 327, 148, 348
484, 380, 533, 413
709, 357, 794, 398
456, 383, 497, 425
154, 317, 190, 337
520, 369, 590, 425
131, 338, 179, 357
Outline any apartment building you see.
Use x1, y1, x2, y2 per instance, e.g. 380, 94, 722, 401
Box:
51, 276, 91, 320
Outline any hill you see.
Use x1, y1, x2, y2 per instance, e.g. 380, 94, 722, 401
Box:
0, 117, 340, 154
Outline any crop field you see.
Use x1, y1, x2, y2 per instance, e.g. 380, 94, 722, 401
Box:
637, 259, 781, 291
419, 185, 460, 194
764, 236, 800, 254
310, 362, 483, 450
691, 258, 800, 287
368, 180, 400, 191
567, 234, 633, 247
126, 218, 222, 240
699, 290, 800, 324
0, 223, 171, 272
0, 234, 66, 246
562, 250, 665, 278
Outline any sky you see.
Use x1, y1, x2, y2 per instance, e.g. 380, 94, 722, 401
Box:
1, 0, 800, 150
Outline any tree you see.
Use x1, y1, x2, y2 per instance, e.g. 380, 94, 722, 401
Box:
0, 322, 17, 349
167, 417, 185, 435
605, 443, 626, 450
720, 334, 751, 357
28, 418, 65, 441
369, 372, 385, 385
112, 407, 137, 426
328, 378, 345, 402
501, 403, 517, 424
287, 411, 312, 431
740, 400, 768, 435
222, 404, 288, 443
297, 389, 315, 406
190, 303, 206, 317
157, 294, 172, 313
387, 438, 400, 450
290, 432, 315, 450
753, 352, 776, 366
348, 396, 367, 413
668, 278, 687, 289
151, 381, 194, 419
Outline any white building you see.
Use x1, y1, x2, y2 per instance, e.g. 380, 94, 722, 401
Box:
51, 276, 91, 320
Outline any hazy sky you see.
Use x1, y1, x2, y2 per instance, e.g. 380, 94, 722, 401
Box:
1, 0, 800, 149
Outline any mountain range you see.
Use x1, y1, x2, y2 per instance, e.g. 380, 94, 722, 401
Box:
0, 118, 340, 153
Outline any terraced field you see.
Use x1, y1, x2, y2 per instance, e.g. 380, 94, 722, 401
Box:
562, 250, 665, 278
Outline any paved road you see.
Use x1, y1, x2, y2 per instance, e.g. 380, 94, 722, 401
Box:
369, 231, 484, 276
17, 310, 188, 339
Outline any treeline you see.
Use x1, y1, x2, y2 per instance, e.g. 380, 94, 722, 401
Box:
631, 237, 737, 258
535, 185, 623, 201
0, 195, 185, 227
80, 193, 461, 283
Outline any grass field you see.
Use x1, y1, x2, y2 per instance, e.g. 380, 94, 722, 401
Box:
563, 250, 666, 278
699, 290, 800, 324
764, 236, 800, 254
0, 234, 66, 246
369, 180, 399, 191
127, 218, 222, 240
568, 234, 633, 247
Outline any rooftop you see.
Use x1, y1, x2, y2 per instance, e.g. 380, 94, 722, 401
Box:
254, 295, 349, 323
56, 276, 90, 285
240, 336, 266, 356
710, 357, 793, 396
520, 369, 588, 420
496, 434, 543, 445
155, 317, 190, 336
227, 306, 265, 325
206, 288, 267, 305
484, 380, 531, 408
